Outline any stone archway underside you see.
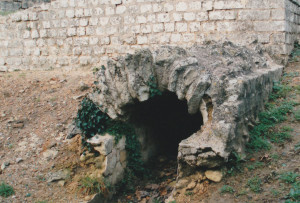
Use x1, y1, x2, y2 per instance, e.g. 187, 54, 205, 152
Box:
89, 42, 283, 176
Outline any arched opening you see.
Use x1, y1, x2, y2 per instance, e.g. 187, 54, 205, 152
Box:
125, 91, 203, 161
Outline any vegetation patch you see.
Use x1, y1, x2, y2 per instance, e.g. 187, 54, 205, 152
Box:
279, 172, 299, 184
247, 176, 262, 193
78, 176, 109, 196
0, 182, 15, 197
76, 97, 146, 194
219, 185, 235, 194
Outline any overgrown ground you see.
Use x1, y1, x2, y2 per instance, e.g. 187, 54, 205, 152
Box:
0, 57, 299, 203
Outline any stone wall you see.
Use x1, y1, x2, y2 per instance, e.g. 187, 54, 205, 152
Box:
0, 0, 51, 12
285, 0, 300, 56
0, 0, 299, 71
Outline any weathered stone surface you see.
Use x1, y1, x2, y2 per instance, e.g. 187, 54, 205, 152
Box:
90, 42, 283, 173
205, 170, 223, 182
87, 134, 114, 156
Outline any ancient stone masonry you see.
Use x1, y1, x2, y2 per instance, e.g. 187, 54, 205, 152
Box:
0, 0, 299, 72
0, 0, 51, 12
89, 42, 283, 179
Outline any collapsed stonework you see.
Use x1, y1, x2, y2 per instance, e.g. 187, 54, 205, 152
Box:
89, 42, 283, 184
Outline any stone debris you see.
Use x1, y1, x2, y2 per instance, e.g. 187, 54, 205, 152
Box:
1, 162, 10, 170
16, 158, 23, 163
205, 170, 223, 182
46, 170, 69, 183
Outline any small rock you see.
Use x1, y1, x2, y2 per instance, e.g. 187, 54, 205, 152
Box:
46, 170, 69, 183
79, 82, 90, 91
87, 134, 114, 155
205, 170, 223, 182
58, 180, 65, 186
145, 184, 159, 190
187, 181, 197, 190
16, 158, 23, 163
66, 122, 82, 139
42, 149, 58, 160
1, 162, 10, 170
72, 95, 85, 100
176, 178, 189, 189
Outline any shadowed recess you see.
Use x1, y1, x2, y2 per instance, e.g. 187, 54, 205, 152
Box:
126, 91, 203, 158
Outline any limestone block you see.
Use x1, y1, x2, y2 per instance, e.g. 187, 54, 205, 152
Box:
164, 3, 174, 12
176, 2, 187, 11
79, 18, 89, 27
202, 1, 213, 11
171, 33, 181, 42
176, 22, 188, 32
31, 30, 39, 39
103, 149, 117, 176
66, 10, 75, 18
99, 17, 109, 26
189, 2, 202, 10
189, 22, 201, 32
153, 4, 162, 12
253, 21, 285, 32
137, 35, 148, 44
196, 12, 208, 21
271, 9, 285, 20
214, 1, 244, 10
157, 13, 170, 23
173, 13, 183, 22
165, 23, 175, 32
67, 28, 76, 37
112, 0, 122, 5
141, 4, 152, 13
238, 10, 270, 20
116, 5, 126, 14
84, 8, 92, 17
137, 15, 147, 24
88, 134, 114, 155
153, 23, 164, 33
141, 25, 151, 34
209, 11, 236, 20
184, 12, 196, 21
106, 7, 115, 15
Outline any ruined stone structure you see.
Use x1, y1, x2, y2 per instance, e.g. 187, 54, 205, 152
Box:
0, 0, 299, 72
0, 0, 51, 12
89, 42, 283, 181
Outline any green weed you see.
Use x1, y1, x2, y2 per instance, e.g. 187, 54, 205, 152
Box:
271, 188, 280, 197
247, 176, 262, 193
294, 109, 300, 121
219, 185, 235, 194
247, 161, 264, 170
148, 75, 162, 98
0, 182, 15, 197
286, 182, 300, 202
0, 11, 14, 16
78, 176, 109, 196
280, 172, 299, 184
226, 152, 245, 175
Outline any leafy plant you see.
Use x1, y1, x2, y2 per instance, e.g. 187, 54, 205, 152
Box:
247, 161, 264, 170
286, 182, 300, 202
148, 75, 162, 98
78, 176, 109, 196
269, 82, 292, 100
289, 42, 300, 62
76, 98, 146, 194
219, 185, 235, 194
247, 176, 262, 193
226, 152, 245, 175
280, 172, 299, 184
247, 101, 294, 152
294, 109, 300, 121
271, 188, 280, 197
0, 182, 15, 197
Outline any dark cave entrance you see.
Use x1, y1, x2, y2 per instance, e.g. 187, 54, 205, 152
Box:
126, 91, 203, 160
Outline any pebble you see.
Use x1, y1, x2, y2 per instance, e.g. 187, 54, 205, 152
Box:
16, 158, 23, 163
1, 162, 10, 170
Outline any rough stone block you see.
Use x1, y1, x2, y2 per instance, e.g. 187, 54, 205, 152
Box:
209, 11, 236, 20
184, 12, 196, 21
238, 10, 270, 20
153, 23, 164, 32
214, 1, 244, 10
176, 22, 188, 32
253, 21, 285, 32
176, 2, 187, 11
137, 35, 148, 44
141, 4, 152, 13
157, 13, 170, 22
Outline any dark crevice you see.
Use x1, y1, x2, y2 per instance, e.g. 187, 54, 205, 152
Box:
125, 91, 203, 159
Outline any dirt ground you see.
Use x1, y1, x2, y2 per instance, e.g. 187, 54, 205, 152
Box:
0, 59, 299, 203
